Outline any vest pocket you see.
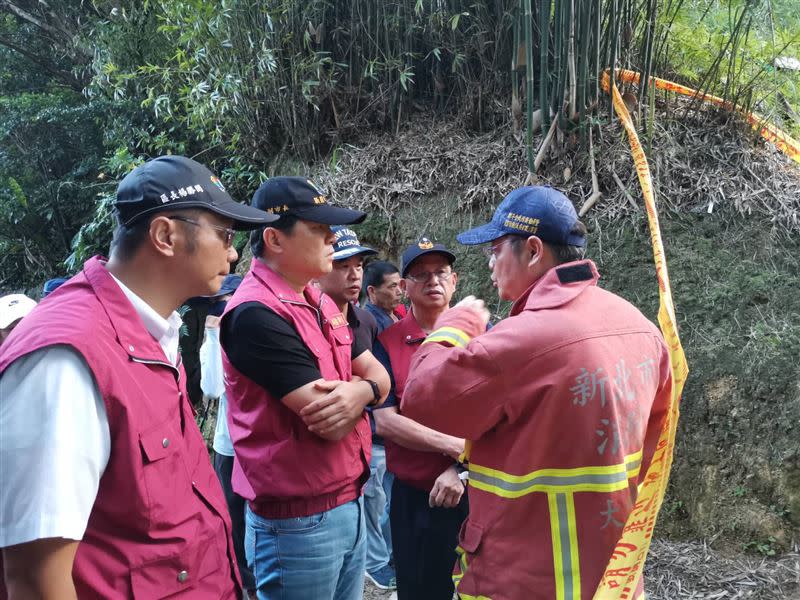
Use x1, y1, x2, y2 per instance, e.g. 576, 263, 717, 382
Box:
138, 424, 190, 525
130, 536, 222, 598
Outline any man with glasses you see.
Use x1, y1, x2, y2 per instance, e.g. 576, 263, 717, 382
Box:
220, 177, 390, 600
0, 156, 276, 598
372, 237, 468, 600
401, 187, 673, 600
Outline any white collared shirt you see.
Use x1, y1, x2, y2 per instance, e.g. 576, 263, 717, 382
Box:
0, 272, 183, 547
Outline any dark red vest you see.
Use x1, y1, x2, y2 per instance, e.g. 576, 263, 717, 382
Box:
378, 312, 455, 491
0, 257, 240, 599
222, 259, 371, 519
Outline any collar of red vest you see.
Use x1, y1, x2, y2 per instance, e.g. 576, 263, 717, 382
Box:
83, 256, 179, 364
510, 259, 599, 316
397, 309, 427, 344
249, 257, 322, 308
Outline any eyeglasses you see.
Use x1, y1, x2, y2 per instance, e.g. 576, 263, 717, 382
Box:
405, 270, 454, 284
168, 216, 236, 248
481, 237, 518, 259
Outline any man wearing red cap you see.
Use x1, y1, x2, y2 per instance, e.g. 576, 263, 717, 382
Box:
0, 156, 276, 598
402, 186, 673, 600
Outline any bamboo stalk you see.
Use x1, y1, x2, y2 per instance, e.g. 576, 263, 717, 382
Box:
534, 106, 560, 172
512, 0, 522, 134
578, 125, 602, 216
609, 0, 619, 120
524, 0, 536, 174
567, 0, 577, 120
539, 0, 551, 133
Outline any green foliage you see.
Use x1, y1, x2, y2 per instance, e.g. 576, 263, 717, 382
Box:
0, 87, 113, 289
743, 536, 778, 556
659, 0, 800, 137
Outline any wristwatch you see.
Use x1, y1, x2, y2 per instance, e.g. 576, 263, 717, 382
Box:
364, 379, 381, 406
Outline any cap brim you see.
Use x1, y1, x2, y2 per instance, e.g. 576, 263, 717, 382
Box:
209, 199, 279, 230
333, 246, 378, 261
0, 303, 36, 328
292, 204, 367, 225
401, 249, 456, 276
456, 222, 507, 245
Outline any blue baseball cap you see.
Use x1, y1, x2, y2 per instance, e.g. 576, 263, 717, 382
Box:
42, 277, 68, 298
207, 274, 242, 298
400, 237, 456, 277
332, 226, 378, 261
457, 186, 586, 247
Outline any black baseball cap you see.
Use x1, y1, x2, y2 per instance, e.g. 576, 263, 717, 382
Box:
114, 155, 277, 229
400, 237, 456, 277
251, 176, 366, 225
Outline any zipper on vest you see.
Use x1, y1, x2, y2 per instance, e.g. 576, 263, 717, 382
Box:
130, 356, 182, 381
280, 298, 324, 329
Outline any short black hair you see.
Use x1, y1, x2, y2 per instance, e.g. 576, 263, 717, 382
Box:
510, 221, 587, 265
250, 213, 300, 258
110, 208, 202, 261
364, 261, 400, 289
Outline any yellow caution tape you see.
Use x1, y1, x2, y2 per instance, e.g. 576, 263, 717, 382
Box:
608, 69, 800, 165
593, 70, 690, 599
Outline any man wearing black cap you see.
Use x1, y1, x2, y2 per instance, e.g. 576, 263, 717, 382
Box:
220, 177, 390, 600
401, 187, 672, 599
0, 156, 276, 599
372, 237, 468, 600
315, 227, 397, 591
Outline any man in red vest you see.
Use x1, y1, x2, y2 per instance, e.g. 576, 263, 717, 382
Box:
220, 177, 390, 600
372, 238, 468, 600
0, 156, 276, 599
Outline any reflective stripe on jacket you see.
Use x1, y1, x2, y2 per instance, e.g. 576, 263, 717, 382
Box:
403, 260, 672, 600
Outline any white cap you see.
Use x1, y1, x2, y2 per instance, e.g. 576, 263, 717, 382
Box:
0, 294, 37, 329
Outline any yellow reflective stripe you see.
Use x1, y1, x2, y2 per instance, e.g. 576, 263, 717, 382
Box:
549, 493, 581, 600
549, 494, 566, 600
422, 326, 472, 348
458, 595, 493, 600
566, 492, 581, 600
468, 451, 642, 497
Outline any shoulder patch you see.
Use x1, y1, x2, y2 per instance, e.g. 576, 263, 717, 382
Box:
556, 263, 593, 284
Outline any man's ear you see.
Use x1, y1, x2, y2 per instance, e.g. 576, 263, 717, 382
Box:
149, 216, 178, 257
399, 278, 408, 294
263, 227, 284, 254
525, 236, 545, 269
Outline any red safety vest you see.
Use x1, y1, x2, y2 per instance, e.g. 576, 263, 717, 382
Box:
378, 311, 456, 492
0, 256, 240, 599
222, 258, 371, 518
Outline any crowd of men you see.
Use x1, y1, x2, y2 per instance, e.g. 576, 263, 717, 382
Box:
0, 155, 672, 600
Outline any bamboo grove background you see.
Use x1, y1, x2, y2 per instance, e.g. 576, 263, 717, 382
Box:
0, 0, 797, 287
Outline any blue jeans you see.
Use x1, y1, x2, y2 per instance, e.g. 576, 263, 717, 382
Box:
245, 497, 366, 600
364, 443, 394, 572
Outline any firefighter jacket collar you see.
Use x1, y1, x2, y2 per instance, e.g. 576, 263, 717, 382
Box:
510, 259, 599, 316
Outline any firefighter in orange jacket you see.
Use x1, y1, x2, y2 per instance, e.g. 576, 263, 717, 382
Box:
402, 186, 672, 600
